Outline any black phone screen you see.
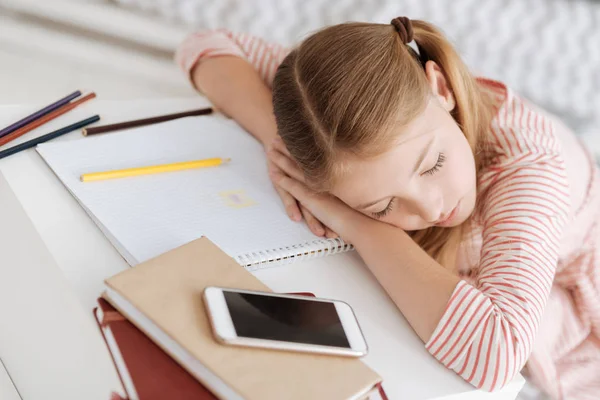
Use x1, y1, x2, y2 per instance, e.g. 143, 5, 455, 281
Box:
223, 291, 351, 348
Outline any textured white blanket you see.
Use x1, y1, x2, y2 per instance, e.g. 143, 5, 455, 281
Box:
114, 0, 599, 135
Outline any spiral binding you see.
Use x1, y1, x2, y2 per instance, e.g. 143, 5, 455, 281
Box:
235, 238, 354, 271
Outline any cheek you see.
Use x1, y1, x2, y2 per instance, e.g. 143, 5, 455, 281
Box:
445, 140, 476, 195
447, 156, 475, 193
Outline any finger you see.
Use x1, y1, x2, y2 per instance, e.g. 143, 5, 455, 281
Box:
268, 159, 301, 189
324, 227, 339, 239
268, 148, 306, 182
269, 168, 310, 202
272, 137, 292, 157
300, 205, 325, 237
274, 183, 302, 222
268, 147, 305, 182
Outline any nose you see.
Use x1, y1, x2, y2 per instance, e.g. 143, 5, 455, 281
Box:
408, 192, 443, 223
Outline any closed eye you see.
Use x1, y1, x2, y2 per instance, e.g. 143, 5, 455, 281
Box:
372, 198, 394, 219
422, 152, 446, 176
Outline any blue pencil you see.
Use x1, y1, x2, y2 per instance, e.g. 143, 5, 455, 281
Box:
0, 90, 82, 139
0, 115, 100, 160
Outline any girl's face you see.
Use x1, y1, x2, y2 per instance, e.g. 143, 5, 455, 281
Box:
329, 63, 477, 231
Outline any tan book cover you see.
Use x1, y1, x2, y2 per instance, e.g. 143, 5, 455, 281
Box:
103, 237, 382, 400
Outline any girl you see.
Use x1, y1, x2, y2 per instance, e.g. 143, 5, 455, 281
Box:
176, 17, 600, 399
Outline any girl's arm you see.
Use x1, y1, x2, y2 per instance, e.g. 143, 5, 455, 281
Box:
191, 56, 278, 146
175, 30, 289, 147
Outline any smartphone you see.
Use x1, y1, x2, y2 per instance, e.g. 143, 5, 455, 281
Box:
203, 287, 368, 357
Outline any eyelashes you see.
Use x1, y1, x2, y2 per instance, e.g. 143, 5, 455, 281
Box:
370, 152, 446, 219
372, 198, 394, 219
422, 152, 446, 176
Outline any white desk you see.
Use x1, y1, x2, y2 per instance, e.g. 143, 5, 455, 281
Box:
0, 172, 124, 400
0, 358, 20, 400
0, 98, 525, 399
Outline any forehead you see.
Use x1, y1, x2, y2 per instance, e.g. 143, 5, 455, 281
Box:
330, 100, 446, 204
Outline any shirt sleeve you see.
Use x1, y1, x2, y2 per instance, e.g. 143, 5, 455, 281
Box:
425, 114, 571, 391
175, 29, 290, 90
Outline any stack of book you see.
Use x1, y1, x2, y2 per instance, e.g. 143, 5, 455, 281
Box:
95, 237, 387, 400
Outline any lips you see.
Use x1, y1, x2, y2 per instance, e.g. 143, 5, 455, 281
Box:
436, 202, 460, 226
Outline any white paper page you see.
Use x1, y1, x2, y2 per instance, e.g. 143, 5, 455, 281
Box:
36, 116, 327, 266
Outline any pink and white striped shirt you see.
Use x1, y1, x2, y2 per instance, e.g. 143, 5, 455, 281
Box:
176, 30, 600, 399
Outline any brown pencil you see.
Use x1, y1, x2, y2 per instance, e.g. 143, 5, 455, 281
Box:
0, 93, 96, 148
82, 107, 213, 136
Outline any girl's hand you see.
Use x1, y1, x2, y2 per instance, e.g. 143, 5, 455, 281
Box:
267, 139, 368, 242
265, 138, 339, 238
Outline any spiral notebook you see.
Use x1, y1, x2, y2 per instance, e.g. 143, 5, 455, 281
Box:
36, 115, 352, 269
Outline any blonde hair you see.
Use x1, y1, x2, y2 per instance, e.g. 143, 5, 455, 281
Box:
272, 19, 495, 269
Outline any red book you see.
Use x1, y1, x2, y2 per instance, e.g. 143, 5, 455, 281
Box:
95, 298, 217, 400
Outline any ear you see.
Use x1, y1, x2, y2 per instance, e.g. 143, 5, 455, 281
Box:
424, 60, 456, 112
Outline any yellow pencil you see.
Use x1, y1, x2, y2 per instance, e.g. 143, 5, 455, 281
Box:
81, 157, 231, 182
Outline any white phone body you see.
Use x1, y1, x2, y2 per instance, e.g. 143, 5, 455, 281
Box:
203, 286, 368, 357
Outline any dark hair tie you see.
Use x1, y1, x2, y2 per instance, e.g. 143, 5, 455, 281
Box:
391, 16, 414, 44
